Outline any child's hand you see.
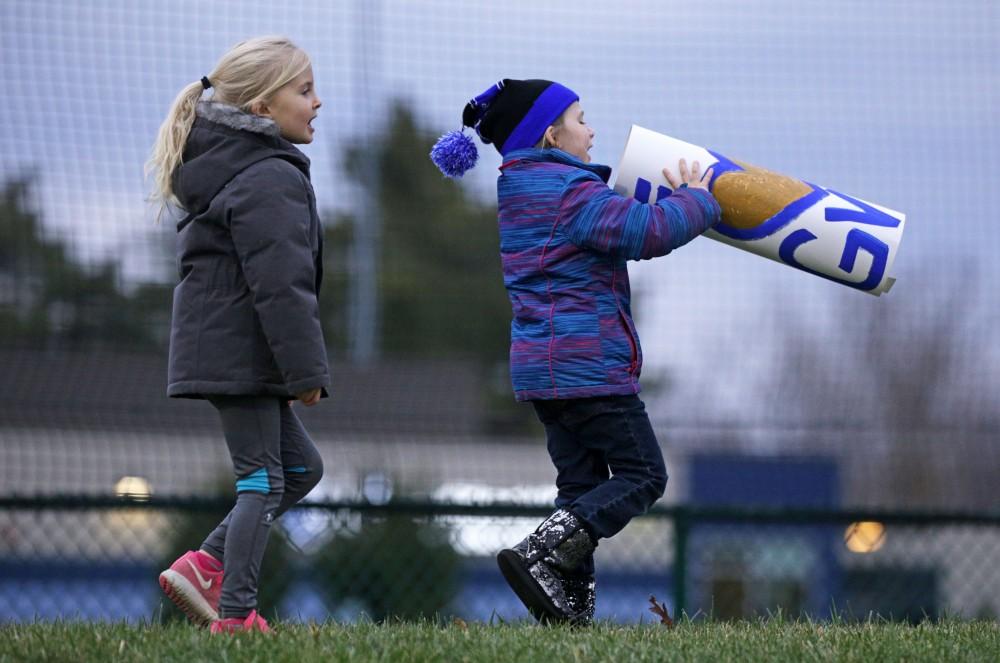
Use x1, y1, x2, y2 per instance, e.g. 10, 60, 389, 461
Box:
295, 388, 322, 406
663, 158, 714, 191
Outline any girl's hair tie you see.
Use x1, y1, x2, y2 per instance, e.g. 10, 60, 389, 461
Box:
201, 76, 213, 90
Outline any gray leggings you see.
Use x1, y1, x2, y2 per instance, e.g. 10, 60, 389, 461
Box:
201, 395, 323, 619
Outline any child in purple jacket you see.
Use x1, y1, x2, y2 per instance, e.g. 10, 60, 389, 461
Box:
432, 79, 721, 624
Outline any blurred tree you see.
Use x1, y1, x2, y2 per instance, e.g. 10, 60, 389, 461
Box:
765, 277, 998, 509
317, 211, 354, 359
319, 103, 537, 433
0, 177, 170, 351
321, 102, 510, 365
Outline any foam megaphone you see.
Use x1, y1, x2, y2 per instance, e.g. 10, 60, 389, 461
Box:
611, 126, 905, 295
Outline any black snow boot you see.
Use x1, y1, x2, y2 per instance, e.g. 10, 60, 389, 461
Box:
563, 566, 596, 625
496, 509, 597, 624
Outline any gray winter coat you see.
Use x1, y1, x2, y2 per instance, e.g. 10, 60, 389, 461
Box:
167, 101, 330, 399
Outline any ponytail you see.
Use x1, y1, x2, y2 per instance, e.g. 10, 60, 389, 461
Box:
146, 80, 205, 212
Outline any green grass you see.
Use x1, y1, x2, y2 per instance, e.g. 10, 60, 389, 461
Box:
1, 619, 997, 663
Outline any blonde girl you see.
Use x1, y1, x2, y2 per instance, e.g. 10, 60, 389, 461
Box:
148, 36, 328, 634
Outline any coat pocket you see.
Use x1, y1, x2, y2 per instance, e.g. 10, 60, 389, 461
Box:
168, 280, 204, 383
198, 288, 257, 381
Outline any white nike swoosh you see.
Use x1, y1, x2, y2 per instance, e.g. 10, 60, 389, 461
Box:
185, 558, 213, 591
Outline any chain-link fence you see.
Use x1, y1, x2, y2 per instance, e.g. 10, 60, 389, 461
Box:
2, 497, 997, 623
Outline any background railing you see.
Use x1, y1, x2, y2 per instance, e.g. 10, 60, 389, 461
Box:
2, 496, 997, 623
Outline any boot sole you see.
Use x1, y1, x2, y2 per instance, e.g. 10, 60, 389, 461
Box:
159, 569, 218, 627
496, 549, 571, 624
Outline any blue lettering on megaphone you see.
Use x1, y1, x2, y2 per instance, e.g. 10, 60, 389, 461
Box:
824, 190, 902, 228
778, 187, 898, 290
779, 227, 889, 291
634, 178, 651, 203
631, 178, 679, 203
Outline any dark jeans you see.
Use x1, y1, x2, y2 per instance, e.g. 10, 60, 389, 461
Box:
532, 395, 667, 548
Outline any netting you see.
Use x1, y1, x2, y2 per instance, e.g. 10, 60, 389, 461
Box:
1, 0, 997, 623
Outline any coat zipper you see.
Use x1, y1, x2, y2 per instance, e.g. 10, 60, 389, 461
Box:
610, 263, 639, 374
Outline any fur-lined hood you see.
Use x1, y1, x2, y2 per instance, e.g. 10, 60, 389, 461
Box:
173, 101, 309, 219
195, 101, 281, 138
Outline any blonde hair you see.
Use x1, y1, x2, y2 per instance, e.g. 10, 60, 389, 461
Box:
146, 36, 311, 211
536, 112, 567, 149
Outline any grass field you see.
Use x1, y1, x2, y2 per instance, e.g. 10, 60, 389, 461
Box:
1, 619, 997, 663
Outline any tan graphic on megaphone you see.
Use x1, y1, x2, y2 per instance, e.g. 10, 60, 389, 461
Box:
712, 160, 813, 230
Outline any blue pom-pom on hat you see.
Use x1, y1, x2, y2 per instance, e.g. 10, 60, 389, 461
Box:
430, 130, 479, 178
429, 81, 506, 178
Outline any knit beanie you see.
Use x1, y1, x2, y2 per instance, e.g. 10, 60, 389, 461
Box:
430, 79, 579, 178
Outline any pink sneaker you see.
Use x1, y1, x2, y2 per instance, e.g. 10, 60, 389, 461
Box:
210, 610, 271, 634
158, 550, 223, 627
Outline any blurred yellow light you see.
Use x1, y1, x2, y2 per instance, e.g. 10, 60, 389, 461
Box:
844, 521, 886, 553
115, 475, 152, 501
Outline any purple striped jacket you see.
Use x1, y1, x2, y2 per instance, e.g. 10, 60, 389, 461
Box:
497, 148, 721, 401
